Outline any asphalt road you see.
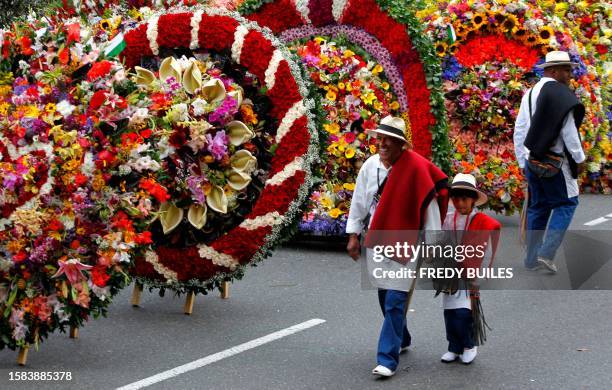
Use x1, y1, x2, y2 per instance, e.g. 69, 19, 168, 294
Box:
1, 194, 611, 390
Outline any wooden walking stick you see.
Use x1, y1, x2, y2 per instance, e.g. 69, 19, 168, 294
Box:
404, 254, 424, 316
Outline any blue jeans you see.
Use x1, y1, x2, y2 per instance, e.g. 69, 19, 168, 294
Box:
525, 167, 578, 268
444, 308, 474, 354
376, 289, 412, 371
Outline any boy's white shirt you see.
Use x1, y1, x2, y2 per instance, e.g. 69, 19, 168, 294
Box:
440, 205, 492, 310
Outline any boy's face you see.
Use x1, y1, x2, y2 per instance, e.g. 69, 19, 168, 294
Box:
451, 195, 475, 215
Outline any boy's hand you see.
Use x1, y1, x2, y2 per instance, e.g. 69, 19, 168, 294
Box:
347, 234, 361, 261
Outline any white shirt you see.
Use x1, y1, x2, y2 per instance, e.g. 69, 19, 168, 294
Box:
440, 207, 492, 310
513, 77, 586, 198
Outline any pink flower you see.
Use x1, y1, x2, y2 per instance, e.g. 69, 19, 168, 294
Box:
52, 258, 93, 286
206, 131, 229, 161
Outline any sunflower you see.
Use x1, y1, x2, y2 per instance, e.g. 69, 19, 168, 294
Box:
493, 12, 506, 26
435, 42, 448, 57
539, 26, 554, 41
514, 28, 528, 41
525, 35, 538, 46
449, 43, 459, 55
99, 19, 112, 32
501, 14, 519, 33
472, 13, 486, 29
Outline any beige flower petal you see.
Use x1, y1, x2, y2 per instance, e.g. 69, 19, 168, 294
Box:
159, 57, 182, 84
206, 184, 228, 214
230, 149, 257, 173
134, 66, 156, 86
226, 120, 254, 146
159, 203, 184, 235
187, 204, 207, 230
182, 61, 203, 95
228, 88, 243, 107
227, 168, 252, 191
201, 78, 226, 103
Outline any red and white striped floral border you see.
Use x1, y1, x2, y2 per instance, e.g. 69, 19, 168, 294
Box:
121, 8, 318, 282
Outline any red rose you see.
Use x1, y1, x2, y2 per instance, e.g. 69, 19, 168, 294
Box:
13, 251, 28, 262
91, 265, 110, 287
87, 60, 113, 81
89, 90, 107, 110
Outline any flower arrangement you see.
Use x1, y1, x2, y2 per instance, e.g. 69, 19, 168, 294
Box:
239, 0, 450, 172
0, 7, 318, 349
289, 35, 404, 234
117, 9, 319, 293
418, 0, 610, 214
0, 19, 136, 350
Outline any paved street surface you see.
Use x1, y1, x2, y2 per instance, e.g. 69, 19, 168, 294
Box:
1, 195, 611, 389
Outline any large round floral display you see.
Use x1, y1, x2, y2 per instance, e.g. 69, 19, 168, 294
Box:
0, 7, 318, 350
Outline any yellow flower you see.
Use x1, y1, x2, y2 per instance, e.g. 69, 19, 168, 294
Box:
0, 102, 10, 116
326, 90, 337, 101
539, 26, 554, 42
362, 92, 376, 105
373, 101, 383, 111
329, 208, 343, 219
338, 82, 345, 90
314, 37, 326, 44
500, 14, 519, 34
320, 196, 333, 209
435, 42, 448, 57
472, 13, 486, 29
22, 105, 40, 118
554, 3, 568, 17
390, 101, 400, 111
343, 49, 355, 58
369, 144, 377, 154
358, 133, 366, 141
381, 82, 390, 90
343, 183, 356, 191
372, 64, 383, 75
323, 123, 340, 134
45, 103, 56, 114
320, 54, 330, 65
345, 148, 356, 159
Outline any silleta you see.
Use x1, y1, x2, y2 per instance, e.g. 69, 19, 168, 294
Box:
419, 267, 514, 279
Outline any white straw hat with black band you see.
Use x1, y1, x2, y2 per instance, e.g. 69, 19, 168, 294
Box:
450, 173, 488, 207
536, 50, 578, 69
369, 115, 408, 143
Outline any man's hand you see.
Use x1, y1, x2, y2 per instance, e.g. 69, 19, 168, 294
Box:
347, 234, 361, 261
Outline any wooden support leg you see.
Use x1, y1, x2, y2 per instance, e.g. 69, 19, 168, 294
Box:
131, 282, 143, 307
69, 326, 79, 339
184, 291, 196, 315
17, 345, 29, 366
220, 281, 230, 299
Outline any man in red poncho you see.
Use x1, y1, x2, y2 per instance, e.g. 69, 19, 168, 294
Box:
346, 115, 448, 377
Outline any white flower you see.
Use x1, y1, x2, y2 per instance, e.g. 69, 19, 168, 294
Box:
132, 155, 161, 172
167, 103, 189, 123
191, 98, 209, 116
118, 164, 133, 176
56, 100, 76, 117
156, 137, 175, 160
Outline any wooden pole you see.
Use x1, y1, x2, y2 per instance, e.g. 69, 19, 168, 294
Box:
131, 282, 143, 307
17, 345, 29, 366
220, 281, 230, 299
184, 291, 196, 315
69, 326, 79, 339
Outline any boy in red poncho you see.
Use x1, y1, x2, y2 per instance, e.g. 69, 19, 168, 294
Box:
438, 173, 501, 365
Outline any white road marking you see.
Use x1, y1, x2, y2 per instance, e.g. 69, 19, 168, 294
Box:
116, 318, 326, 390
606, 213, 612, 219
584, 217, 609, 226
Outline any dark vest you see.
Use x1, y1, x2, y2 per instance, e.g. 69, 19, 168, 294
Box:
523, 81, 585, 178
